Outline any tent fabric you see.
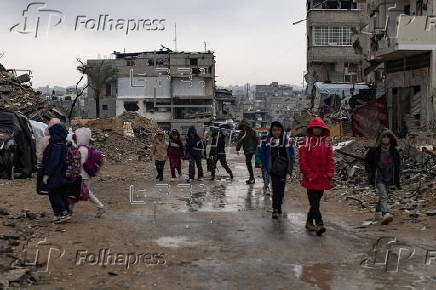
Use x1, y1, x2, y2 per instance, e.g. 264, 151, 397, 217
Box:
0, 111, 36, 178
314, 82, 369, 96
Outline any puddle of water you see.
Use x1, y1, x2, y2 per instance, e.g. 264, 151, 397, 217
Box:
292, 263, 333, 290
155, 236, 198, 248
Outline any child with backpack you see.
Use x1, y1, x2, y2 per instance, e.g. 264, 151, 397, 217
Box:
260, 121, 295, 219
152, 131, 168, 181
41, 123, 72, 223
299, 117, 334, 236
167, 129, 184, 181
74, 127, 105, 218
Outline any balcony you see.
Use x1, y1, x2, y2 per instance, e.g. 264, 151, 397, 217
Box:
375, 15, 436, 58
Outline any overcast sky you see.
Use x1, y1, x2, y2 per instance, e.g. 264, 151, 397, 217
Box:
0, 0, 307, 88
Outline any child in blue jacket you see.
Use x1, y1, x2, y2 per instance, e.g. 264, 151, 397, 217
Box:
260, 121, 295, 219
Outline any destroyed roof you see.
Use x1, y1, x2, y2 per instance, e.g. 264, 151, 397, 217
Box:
314, 82, 369, 96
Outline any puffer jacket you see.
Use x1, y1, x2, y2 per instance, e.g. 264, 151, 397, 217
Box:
299, 117, 335, 190
185, 126, 205, 158
41, 124, 69, 190
152, 134, 168, 161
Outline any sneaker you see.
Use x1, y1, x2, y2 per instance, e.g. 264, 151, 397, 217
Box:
52, 216, 62, 223
170, 177, 176, 182
198, 178, 203, 181
305, 221, 317, 232
316, 222, 326, 236
95, 208, 106, 218
186, 179, 192, 183
61, 214, 72, 223
381, 213, 393, 225
246, 178, 255, 185
272, 209, 279, 219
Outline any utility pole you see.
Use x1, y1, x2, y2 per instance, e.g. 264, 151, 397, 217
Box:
174, 23, 178, 52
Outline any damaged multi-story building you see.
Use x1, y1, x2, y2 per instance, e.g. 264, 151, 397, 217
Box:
85, 49, 215, 132
306, 0, 366, 98
356, 0, 436, 135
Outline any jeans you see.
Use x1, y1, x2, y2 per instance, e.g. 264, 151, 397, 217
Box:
49, 188, 70, 217
245, 153, 254, 179
155, 160, 166, 180
307, 189, 324, 224
271, 174, 286, 210
375, 183, 389, 214
261, 166, 270, 189
211, 155, 232, 177
189, 153, 203, 179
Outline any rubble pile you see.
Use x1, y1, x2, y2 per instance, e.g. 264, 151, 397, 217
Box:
72, 112, 162, 163
331, 137, 436, 221
0, 208, 49, 288
0, 72, 62, 122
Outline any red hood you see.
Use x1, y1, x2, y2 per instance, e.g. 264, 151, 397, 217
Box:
306, 117, 330, 137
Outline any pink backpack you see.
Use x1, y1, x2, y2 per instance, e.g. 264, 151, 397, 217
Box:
81, 145, 104, 177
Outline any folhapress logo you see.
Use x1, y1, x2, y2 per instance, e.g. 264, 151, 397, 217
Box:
9, 2, 64, 38
10, 2, 167, 38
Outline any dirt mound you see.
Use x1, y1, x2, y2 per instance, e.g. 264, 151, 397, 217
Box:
72, 112, 163, 163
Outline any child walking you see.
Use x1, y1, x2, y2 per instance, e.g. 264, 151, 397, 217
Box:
299, 117, 334, 236
364, 129, 400, 225
41, 123, 71, 223
75, 127, 105, 218
152, 131, 168, 181
168, 129, 184, 181
260, 121, 295, 219
185, 126, 205, 182
256, 134, 270, 194
209, 130, 233, 180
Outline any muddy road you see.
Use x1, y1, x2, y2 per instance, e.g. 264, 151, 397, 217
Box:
1, 153, 436, 289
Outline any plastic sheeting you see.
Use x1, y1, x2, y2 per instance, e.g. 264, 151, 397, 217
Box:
29, 120, 48, 143
314, 82, 369, 96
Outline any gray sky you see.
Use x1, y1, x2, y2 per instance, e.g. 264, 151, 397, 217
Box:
0, 0, 307, 88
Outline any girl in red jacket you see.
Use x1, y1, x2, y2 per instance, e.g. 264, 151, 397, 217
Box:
299, 117, 334, 236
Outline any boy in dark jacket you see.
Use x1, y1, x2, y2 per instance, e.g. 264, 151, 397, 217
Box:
260, 121, 295, 219
185, 126, 205, 182
168, 129, 184, 181
209, 130, 233, 180
364, 129, 400, 225
41, 123, 71, 223
236, 120, 259, 184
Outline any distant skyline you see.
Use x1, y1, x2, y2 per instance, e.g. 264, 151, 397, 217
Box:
0, 0, 307, 88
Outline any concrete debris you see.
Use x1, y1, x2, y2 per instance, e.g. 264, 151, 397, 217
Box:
331, 137, 436, 222
72, 112, 162, 163
0, 71, 63, 122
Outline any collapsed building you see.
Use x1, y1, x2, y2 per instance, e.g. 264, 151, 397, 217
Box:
356, 0, 436, 137
84, 49, 216, 134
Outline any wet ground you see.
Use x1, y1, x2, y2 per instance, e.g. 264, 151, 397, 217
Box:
2, 153, 436, 289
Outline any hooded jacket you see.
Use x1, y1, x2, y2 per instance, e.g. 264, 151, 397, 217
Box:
209, 131, 227, 158
236, 120, 258, 154
299, 117, 335, 190
185, 126, 204, 157
168, 129, 184, 159
364, 128, 401, 188
260, 121, 295, 176
152, 133, 168, 161
41, 123, 69, 190
75, 127, 92, 180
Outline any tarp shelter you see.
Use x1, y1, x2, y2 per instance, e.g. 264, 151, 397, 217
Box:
313, 82, 369, 112
0, 111, 36, 178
